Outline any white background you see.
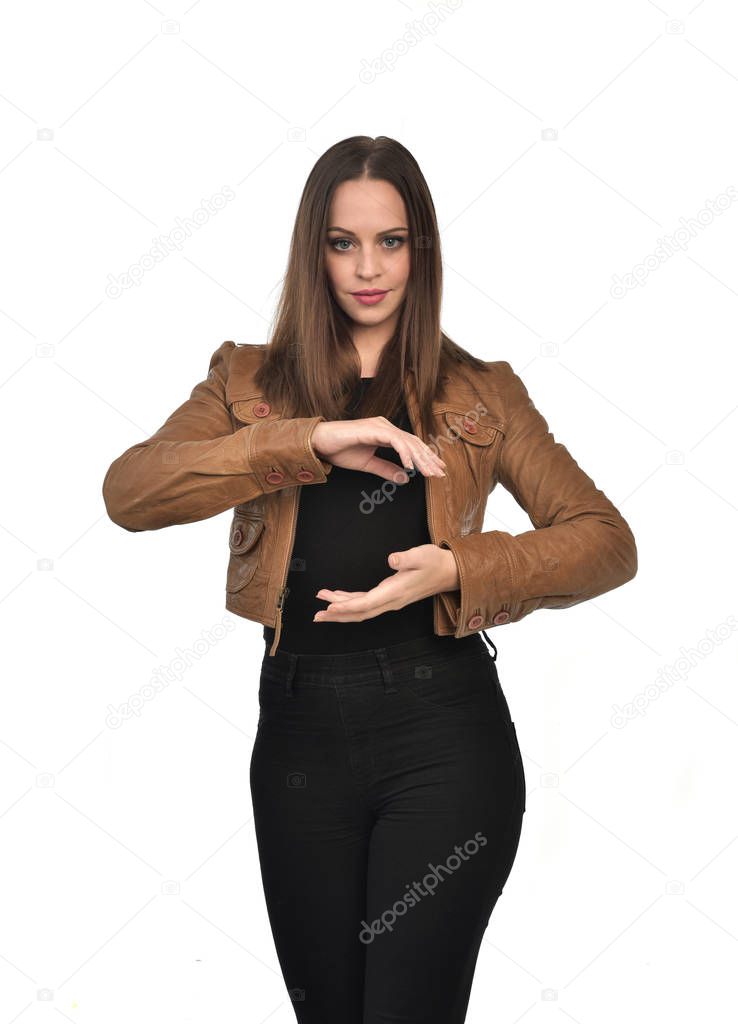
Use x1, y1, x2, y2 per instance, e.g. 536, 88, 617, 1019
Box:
2, 0, 737, 1021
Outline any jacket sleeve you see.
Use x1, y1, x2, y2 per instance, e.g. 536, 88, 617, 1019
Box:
102, 340, 333, 532
437, 361, 637, 632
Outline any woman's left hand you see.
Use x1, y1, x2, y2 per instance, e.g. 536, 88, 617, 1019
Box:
313, 545, 460, 623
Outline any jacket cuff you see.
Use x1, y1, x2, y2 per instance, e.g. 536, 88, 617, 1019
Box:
438, 531, 514, 636
244, 415, 333, 492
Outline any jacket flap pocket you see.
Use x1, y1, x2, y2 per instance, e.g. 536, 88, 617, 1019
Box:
442, 409, 505, 446
229, 513, 265, 554
226, 557, 260, 592
227, 392, 282, 425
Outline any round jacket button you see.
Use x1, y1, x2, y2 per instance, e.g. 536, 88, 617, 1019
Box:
232, 528, 243, 545
463, 419, 477, 434
253, 402, 271, 417
493, 610, 510, 625
467, 614, 483, 630
296, 470, 315, 481
265, 470, 285, 484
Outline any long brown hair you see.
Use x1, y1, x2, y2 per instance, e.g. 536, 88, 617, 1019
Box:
254, 135, 489, 441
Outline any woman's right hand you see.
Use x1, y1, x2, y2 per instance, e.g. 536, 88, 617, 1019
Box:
310, 417, 446, 482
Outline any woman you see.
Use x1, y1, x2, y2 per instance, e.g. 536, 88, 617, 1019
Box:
103, 136, 637, 1023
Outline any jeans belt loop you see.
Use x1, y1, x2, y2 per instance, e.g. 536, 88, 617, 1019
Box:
374, 648, 398, 694
284, 652, 298, 697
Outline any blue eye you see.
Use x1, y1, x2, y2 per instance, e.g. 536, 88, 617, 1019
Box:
328, 236, 407, 251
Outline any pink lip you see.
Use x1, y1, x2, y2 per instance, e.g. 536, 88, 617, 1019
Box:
351, 290, 389, 306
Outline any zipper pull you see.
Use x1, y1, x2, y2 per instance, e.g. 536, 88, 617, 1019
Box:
269, 586, 290, 657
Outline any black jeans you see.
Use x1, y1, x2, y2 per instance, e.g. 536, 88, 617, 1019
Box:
249, 631, 526, 1023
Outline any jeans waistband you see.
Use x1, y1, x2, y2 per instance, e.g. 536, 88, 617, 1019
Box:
262, 630, 494, 683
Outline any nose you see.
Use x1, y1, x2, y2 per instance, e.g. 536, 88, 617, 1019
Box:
356, 248, 383, 279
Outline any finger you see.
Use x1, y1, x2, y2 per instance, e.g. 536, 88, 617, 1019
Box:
372, 422, 446, 477
363, 455, 413, 483
397, 434, 445, 476
314, 595, 399, 623
391, 439, 444, 479
408, 439, 446, 476
314, 590, 371, 619
414, 437, 446, 468
366, 420, 446, 470
423, 445, 447, 469
403, 432, 446, 469
394, 440, 416, 473
364, 424, 446, 478
316, 589, 358, 602
314, 580, 404, 621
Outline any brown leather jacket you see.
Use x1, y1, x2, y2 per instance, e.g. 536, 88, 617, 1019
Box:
102, 341, 637, 656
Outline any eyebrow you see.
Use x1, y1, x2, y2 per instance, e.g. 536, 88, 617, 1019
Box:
326, 226, 409, 236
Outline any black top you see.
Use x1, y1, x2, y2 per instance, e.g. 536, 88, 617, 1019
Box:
263, 377, 435, 653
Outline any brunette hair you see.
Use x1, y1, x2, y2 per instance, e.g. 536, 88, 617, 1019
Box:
254, 135, 489, 441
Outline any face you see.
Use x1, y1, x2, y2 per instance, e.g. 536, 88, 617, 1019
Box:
324, 177, 410, 336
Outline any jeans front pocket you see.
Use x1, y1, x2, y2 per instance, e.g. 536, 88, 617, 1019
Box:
482, 660, 526, 809
402, 649, 495, 718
